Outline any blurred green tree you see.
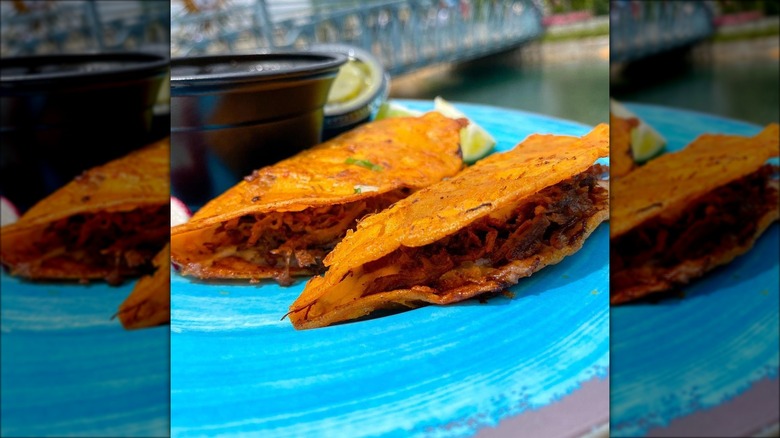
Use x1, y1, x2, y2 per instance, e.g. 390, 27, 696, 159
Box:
716, 0, 779, 15
545, 0, 608, 15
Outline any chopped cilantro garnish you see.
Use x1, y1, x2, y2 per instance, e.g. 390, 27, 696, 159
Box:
345, 157, 383, 171
354, 187, 362, 194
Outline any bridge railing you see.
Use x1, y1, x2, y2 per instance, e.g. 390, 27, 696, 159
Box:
610, 0, 715, 63
171, 0, 545, 76
0, 1, 169, 57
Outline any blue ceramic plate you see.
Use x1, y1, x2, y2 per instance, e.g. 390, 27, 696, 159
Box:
611, 103, 780, 437
0, 274, 169, 437
170, 101, 610, 437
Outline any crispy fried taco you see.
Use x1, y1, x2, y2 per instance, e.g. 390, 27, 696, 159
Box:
611, 113, 639, 179
288, 124, 610, 329
0, 140, 170, 284
611, 124, 779, 304
170, 112, 466, 284
117, 244, 170, 330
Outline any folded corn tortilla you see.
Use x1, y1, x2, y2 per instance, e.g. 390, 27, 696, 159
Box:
170, 112, 466, 285
610, 113, 639, 179
289, 124, 610, 329
117, 244, 170, 330
0, 140, 170, 284
610, 124, 779, 303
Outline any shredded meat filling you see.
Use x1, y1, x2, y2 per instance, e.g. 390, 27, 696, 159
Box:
33, 205, 169, 283
360, 165, 608, 296
611, 164, 778, 295
208, 188, 411, 284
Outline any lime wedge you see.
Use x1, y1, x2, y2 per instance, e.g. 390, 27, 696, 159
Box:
374, 101, 423, 120
631, 124, 666, 162
433, 96, 496, 163
610, 99, 666, 162
328, 61, 366, 104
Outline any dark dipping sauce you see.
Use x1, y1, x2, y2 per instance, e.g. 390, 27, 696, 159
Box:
169, 52, 346, 207
170, 53, 345, 86
0, 53, 168, 88
2, 61, 141, 77
0, 53, 169, 212
172, 60, 305, 77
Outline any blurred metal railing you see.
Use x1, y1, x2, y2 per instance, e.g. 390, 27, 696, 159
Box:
171, 0, 545, 75
610, 0, 715, 63
0, 0, 170, 57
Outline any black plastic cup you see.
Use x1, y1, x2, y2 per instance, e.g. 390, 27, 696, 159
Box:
169, 52, 347, 207
0, 53, 169, 212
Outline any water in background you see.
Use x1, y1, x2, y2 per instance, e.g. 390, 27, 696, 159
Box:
611, 37, 779, 126
390, 39, 610, 127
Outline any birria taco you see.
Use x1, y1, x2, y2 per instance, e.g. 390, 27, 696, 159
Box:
610, 124, 779, 304
117, 244, 170, 329
610, 113, 639, 179
170, 112, 466, 285
288, 124, 610, 329
0, 140, 170, 284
